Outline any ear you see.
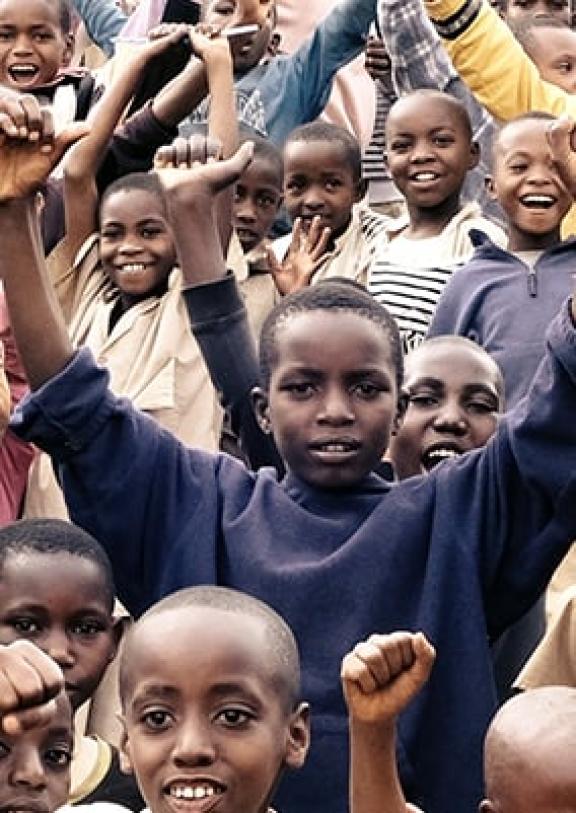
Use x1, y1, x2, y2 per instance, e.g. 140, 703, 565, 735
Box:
391, 390, 408, 437
284, 702, 311, 770
354, 177, 368, 204
485, 174, 498, 201
268, 32, 281, 57
108, 615, 128, 663
468, 140, 480, 170
479, 800, 496, 813
118, 716, 134, 775
61, 31, 75, 67
251, 386, 273, 434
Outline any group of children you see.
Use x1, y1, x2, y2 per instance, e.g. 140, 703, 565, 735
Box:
0, 0, 576, 813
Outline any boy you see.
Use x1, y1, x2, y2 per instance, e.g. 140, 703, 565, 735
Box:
510, 15, 576, 95
428, 113, 575, 408
367, 89, 505, 351
344, 635, 576, 813
0, 639, 73, 813
182, 0, 380, 147
118, 586, 310, 813
5, 110, 576, 813
0, 518, 143, 810
268, 121, 391, 291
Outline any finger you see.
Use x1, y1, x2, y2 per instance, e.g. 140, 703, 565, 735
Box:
306, 214, 323, 247
187, 134, 207, 166
412, 632, 436, 683
2, 697, 62, 736
20, 95, 46, 141
341, 651, 378, 694
309, 226, 331, 262
0, 641, 63, 714
547, 116, 576, 193
0, 111, 20, 139
352, 642, 389, 691
205, 135, 223, 162
50, 121, 91, 163
173, 136, 192, 167
153, 145, 172, 169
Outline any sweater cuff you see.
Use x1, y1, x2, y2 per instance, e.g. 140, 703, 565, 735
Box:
425, 0, 482, 38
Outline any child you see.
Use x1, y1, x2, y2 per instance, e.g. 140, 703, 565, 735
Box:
367, 89, 506, 351
183, 0, 380, 147
6, 111, 576, 813
22, 29, 233, 518
389, 335, 503, 480
342, 635, 576, 813
267, 121, 391, 292
117, 585, 310, 813
428, 113, 575, 408
0, 639, 73, 813
0, 518, 144, 810
510, 15, 576, 95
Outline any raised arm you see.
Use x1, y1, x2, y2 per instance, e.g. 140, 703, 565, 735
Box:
342, 632, 435, 813
424, 0, 576, 121
62, 26, 191, 267
72, 0, 127, 57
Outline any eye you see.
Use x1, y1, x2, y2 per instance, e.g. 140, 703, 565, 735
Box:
214, 708, 253, 728
44, 747, 72, 769
141, 709, 173, 731
34, 30, 54, 41
509, 162, 528, 174
0, 741, 10, 758
408, 394, 438, 409
70, 618, 105, 636
0, 29, 14, 40
100, 227, 122, 241
389, 139, 411, 153
285, 179, 305, 194
466, 400, 497, 415
141, 226, 163, 239
351, 382, 383, 400
432, 134, 455, 147
324, 178, 342, 191
556, 61, 572, 73
256, 193, 277, 209
8, 617, 41, 634
282, 382, 316, 398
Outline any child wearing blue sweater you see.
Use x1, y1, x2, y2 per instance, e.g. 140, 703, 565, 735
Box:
5, 104, 576, 813
429, 111, 576, 408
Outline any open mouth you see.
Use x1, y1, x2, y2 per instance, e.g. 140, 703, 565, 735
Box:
8, 64, 39, 84
116, 262, 150, 275
164, 780, 225, 811
308, 438, 361, 462
421, 444, 463, 471
519, 194, 557, 210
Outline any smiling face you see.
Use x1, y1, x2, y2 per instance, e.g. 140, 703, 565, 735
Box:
386, 93, 478, 219
202, 0, 274, 73
489, 118, 572, 251
283, 140, 361, 240
0, 0, 72, 90
522, 25, 576, 94
0, 692, 73, 813
389, 340, 502, 479
120, 607, 309, 813
99, 188, 177, 312
0, 551, 118, 710
254, 310, 401, 490
233, 156, 282, 253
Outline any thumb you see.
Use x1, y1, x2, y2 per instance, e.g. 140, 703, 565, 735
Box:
50, 122, 91, 164
207, 141, 254, 192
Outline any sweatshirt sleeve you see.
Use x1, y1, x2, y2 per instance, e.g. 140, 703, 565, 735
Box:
72, 0, 126, 57
424, 0, 576, 120
286, 0, 377, 123
183, 274, 284, 475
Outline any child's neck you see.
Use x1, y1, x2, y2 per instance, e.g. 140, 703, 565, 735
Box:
404, 193, 462, 240
507, 225, 562, 253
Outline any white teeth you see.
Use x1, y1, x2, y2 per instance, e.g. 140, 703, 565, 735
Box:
428, 448, 459, 460
521, 195, 555, 206
169, 784, 220, 800
413, 172, 438, 181
120, 263, 146, 272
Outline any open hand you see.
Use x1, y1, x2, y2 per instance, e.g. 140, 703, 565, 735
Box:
0, 640, 64, 735
341, 632, 435, 725
267, 215, 331, 295
547, 116, 576, 199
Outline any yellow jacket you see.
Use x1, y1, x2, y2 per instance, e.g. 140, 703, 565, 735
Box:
423, 0, 576, 236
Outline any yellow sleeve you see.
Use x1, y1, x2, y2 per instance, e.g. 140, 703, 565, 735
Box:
424, 0, 576, 121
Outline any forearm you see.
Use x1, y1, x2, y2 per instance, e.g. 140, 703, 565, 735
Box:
171, 196, 226, 286
349, 718, 407, 813
425, 0, 574, 120
72, 0, 126, 56
0, 199, 73, 390
151, 58, 209, 129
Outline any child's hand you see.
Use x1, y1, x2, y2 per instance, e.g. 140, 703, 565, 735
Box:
547, 116, 576, 199
342, 632, 435, 725
266, 215, 331, 296
365, 38, 391, 82
123, 23, 192, 69
154, 138, 254, 202
0, 117, 89, 203
0, 640, 64, 735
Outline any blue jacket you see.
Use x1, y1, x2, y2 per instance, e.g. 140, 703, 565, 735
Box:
428, 230, 576, 407
12, 297, 576, 813
183, 0, 376, 146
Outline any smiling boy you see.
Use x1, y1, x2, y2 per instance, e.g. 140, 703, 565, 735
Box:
118, 587, 309, 813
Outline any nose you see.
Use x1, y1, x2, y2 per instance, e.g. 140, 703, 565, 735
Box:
432, 401, 467, 435
235, 198, 258, 224
10, 747, 47, 791
117, 240, 143, 256
172, 721, 217, 768
301, 187, 325, 213
13, 34, 33, 55
44, 629, 75, 670
409, 139, 435, 164
317, 386, 355, 426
